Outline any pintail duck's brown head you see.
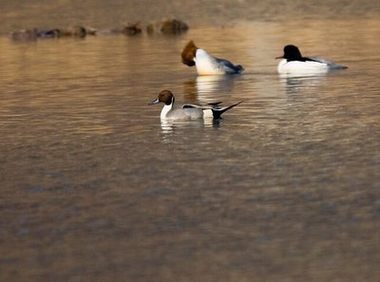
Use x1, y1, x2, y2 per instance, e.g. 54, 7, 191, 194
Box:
181, 40, 198, 67
150, 90, 175, 106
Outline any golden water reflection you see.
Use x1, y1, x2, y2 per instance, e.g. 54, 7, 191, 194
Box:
1, 19, 379, 281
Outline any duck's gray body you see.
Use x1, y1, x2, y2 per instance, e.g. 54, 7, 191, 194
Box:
160, 104, 207, 120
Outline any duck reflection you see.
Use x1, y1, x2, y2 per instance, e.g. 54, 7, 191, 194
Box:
183, 75, 237, 104
159, 119, 221, 143
161, 118, 219, 132
279, 73, 328, 95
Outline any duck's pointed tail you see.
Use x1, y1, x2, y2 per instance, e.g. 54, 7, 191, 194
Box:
211, 101, 242, 119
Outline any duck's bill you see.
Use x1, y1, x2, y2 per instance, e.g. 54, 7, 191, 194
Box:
149, 98, 160, 105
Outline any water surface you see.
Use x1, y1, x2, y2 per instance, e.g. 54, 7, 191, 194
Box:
1, 19, 379, 281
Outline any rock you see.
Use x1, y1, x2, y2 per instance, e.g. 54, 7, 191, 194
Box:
10, 26, 99, 41
60, 26, 87, 38
10, 29, 38, 41
160, 19, 189, 35
146, 23, 155, 35
122, 23, 142, 36
37, 29, 61, 38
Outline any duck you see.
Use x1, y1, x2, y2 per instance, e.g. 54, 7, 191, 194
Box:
276, 44, 347, 75
181, 40, 244, 75
150, 90, 242, 120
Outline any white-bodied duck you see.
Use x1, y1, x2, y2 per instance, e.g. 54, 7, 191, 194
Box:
181, 40, 244, 75
276, 44, 347, 75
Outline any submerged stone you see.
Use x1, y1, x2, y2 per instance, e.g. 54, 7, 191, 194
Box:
122, 23, 142, 36
146, 23, 155, 34
10, 29, 38, 41
160, 19, 189, 34
60, 26, 87, 38
37, 29, 61, 38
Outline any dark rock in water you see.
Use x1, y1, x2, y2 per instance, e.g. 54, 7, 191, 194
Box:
10, 26, 98, 41
146, 23, 155, 35
122, 23, 142, 36
60, 26, 87, 38
37, 28, 61, 38
181, 40, 198, 67
10, 19, 188, 40
10, 29, 38, 41
160, 19, 189, 35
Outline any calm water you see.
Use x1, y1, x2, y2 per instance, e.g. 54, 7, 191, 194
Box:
1, 20, 379, 281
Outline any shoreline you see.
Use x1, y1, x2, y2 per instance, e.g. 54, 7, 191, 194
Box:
1, 0, 380, 34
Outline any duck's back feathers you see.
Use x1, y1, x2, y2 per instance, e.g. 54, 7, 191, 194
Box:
308, 57, 348, 69
215, 57, 244, 74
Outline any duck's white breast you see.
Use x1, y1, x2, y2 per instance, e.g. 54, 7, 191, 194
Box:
160, 104, 173, 119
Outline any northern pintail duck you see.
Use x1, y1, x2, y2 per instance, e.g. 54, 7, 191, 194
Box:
181, 40, 244, 75
150, 90, 241, 120
276, 44, 347, 75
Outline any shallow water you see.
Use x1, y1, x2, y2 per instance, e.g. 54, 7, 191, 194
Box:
1, 19, 379, 281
